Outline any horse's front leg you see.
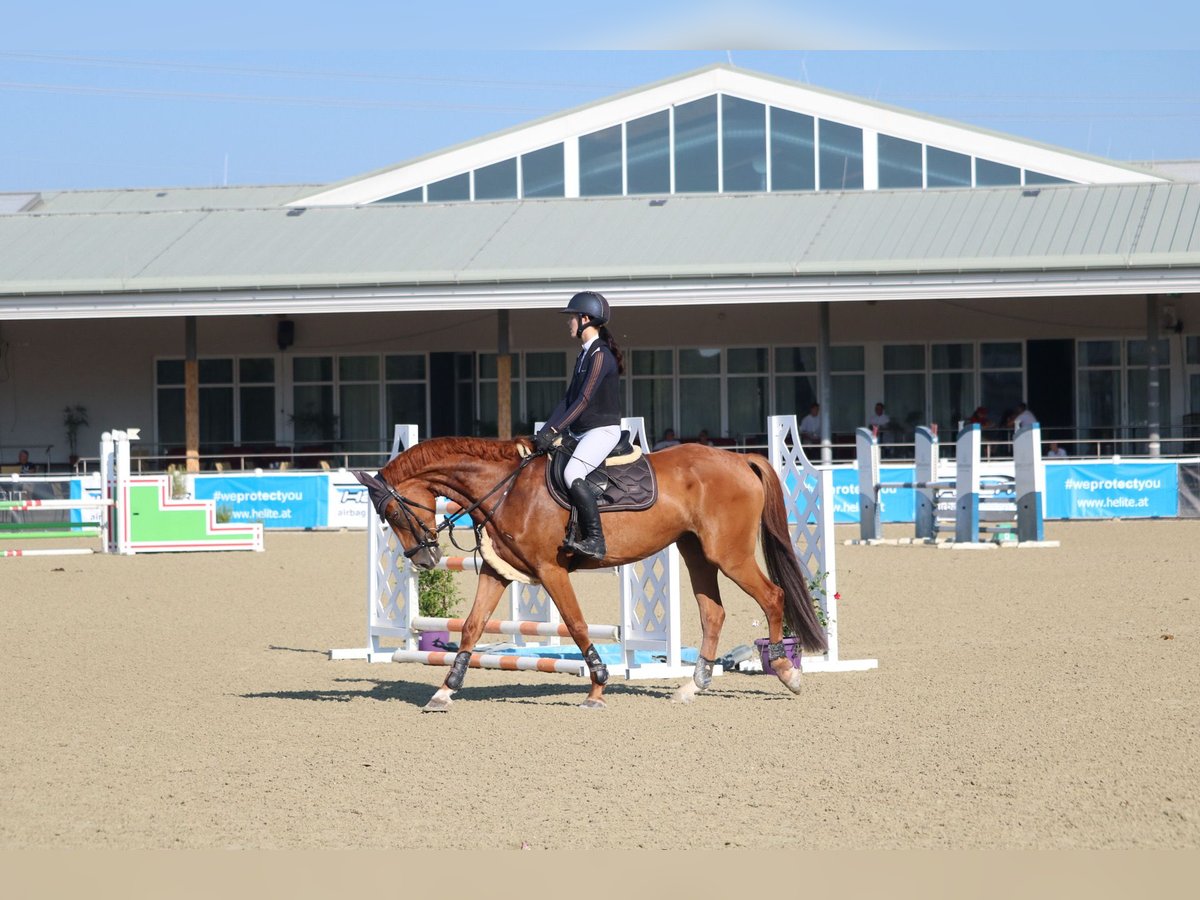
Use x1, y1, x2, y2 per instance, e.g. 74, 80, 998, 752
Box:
538, 566, 609, 709
423, 564, 509, 712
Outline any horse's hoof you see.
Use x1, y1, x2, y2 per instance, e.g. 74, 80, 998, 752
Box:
579, 698, 607, 710
423, 688, 454, 711
779, 666, 803, 695
672, 680, 701, 704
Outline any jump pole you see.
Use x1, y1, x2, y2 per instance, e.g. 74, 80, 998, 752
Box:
0, 486, 113, 559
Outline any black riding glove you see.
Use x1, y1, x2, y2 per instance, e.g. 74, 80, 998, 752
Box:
533, 429, 558, 453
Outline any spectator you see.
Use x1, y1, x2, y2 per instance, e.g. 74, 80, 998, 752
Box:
867, 402, 890, 432
799, 403, 821, 444
1011, 402, 1037, 433
1046, 442, 1068, 458
968, 406, 990, 427
17, 449, 36, 474
652, 428, 680, 451
695, 429, 713, 446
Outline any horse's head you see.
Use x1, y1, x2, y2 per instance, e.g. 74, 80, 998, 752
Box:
353, 470, 443, 570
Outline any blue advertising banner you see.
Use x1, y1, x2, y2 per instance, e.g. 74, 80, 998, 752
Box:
193, 474, 327, 529
1046, 463, 1177, 519
831, 466, 916, 524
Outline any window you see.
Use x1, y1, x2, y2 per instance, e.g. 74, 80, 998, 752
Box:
878, 135, 923, 189
474, 158, 517, 200
774, 346, 817, 419
980, 341, 1024, 431
386, 354, 428, 436
770, 107, 815, 191
525, 352, 569, 427
579, 124, 624, 196
477, 353, 520, 435
630, 349, 674, 447
157, 357, 276, 456
976, 158, 1020, 187
931, 343, 973, 433
678, 348, 721, 438
427, 173, 469, 202
292, 357, 336, 444
1126, 339, 1171, 438
674, 95, 718, 193
1077, 340, 1120, 442
378, 187, 423, 203
722, 96, 766, 192
1024, 170, 1072, 186
830, 345, 865, 436
626, 111, 670, 195
883, 344, 925, 438
727, 347, 768, 440
1188, 336, 1200, 417
521, 144, 564, 198
338, 356, 380, 454
927, 146, 971, 187
818, 120, 863, 190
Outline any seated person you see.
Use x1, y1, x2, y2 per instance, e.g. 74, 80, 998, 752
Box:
652, 428, 681, 451
968, 406, 990, 427
798, 404, 821, 444
1046, 442, 1068, 458
867, 402, 890, 432
694, 429, 713, 446
18, 449, 36, 474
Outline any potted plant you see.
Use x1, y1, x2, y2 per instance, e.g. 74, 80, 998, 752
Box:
416, 564, 461, 651
63, 404, 89, 460
754, 571, 833, 672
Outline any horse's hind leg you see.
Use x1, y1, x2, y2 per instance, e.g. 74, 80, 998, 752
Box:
673, 533, 725, 704
423, 565, 508, 712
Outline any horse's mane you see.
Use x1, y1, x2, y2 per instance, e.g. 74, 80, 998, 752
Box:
380, 436, 528, 483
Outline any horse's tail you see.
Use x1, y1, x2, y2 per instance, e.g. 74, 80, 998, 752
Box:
746, 457, 829, 655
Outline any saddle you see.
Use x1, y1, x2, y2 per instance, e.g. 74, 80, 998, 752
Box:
545, 430, 658, 513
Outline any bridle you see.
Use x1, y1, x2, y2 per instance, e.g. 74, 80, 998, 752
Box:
376, 449, 543, 560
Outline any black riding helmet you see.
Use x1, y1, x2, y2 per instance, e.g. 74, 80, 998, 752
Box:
559, 290, 610, 326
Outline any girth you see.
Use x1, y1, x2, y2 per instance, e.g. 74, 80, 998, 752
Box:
546, 430, 658, 512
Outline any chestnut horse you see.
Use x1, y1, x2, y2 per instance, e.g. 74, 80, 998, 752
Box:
358, 437, 827, 710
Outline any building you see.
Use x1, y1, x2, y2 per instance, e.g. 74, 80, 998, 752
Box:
2, 64, 1199, 470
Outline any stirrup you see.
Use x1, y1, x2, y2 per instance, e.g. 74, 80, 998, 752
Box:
565, 535, 606, 560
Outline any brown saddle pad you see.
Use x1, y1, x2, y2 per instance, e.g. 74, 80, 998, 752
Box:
545, 444, 658, 512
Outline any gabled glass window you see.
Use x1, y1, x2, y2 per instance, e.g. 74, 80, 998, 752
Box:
818, 120, 863, 190
521, 144, 564, 197
627, 110, 670, 195
1024, 170, 1071, 186
474, 158, 517, 200
878, 135, 923, 189
976, 158, 1020, 187
674, 95, 718, 193
580, 124, 624, 196
770, 107, 815, 191
722, 95, 766, 192
927, 147, 971, 187
378, 187, 423, 204
427, 173, 469, 202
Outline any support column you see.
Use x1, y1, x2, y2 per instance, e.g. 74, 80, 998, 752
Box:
818, 301, 832, 465
1146, 294, 1161, 458
497, 310, 512, 439
184, 316, 200, 473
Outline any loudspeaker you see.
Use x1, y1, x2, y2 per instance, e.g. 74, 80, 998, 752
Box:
277, 320, 295, 351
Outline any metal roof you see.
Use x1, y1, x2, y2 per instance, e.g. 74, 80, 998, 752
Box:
2, 182, 1200, 319
23, 184, 320, 214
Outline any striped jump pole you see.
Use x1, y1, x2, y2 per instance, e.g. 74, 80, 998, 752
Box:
0, 499, 112, 511
391, 648, 587, 677
411, 616, 620, 643
3, 548, 95, 558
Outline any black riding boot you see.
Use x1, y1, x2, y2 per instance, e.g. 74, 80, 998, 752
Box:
565, 478, 606, 560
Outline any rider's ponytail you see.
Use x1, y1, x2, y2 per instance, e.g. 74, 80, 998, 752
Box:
598, 325, 625, 374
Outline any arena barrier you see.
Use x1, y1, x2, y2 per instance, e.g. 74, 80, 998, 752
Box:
855, 423, 1056, 548
1, 428, 263, 558
330, 418, 692, 681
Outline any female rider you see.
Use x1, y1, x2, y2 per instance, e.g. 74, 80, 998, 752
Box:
532, 291, 624, 560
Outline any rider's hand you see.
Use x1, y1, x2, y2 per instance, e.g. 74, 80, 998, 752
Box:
533, 429, 557, 453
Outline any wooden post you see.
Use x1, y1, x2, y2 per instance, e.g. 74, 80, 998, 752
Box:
185, 316, 200, 473
497, 310, 512, 439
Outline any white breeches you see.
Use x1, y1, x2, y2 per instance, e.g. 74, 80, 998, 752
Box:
564, 425, 622, 486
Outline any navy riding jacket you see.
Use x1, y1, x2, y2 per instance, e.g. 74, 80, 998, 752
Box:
542, 341, 621, 434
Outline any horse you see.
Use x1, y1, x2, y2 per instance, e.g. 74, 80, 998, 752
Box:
356, 436, 827, 711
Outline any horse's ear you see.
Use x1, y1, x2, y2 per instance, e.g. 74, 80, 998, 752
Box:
353, 470, 395, 519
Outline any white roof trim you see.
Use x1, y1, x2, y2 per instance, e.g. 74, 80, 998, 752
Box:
5, 267, 1198, 320
292, 67, 1160, 208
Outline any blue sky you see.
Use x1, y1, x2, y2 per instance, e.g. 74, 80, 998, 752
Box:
4, 3, 1199, 192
